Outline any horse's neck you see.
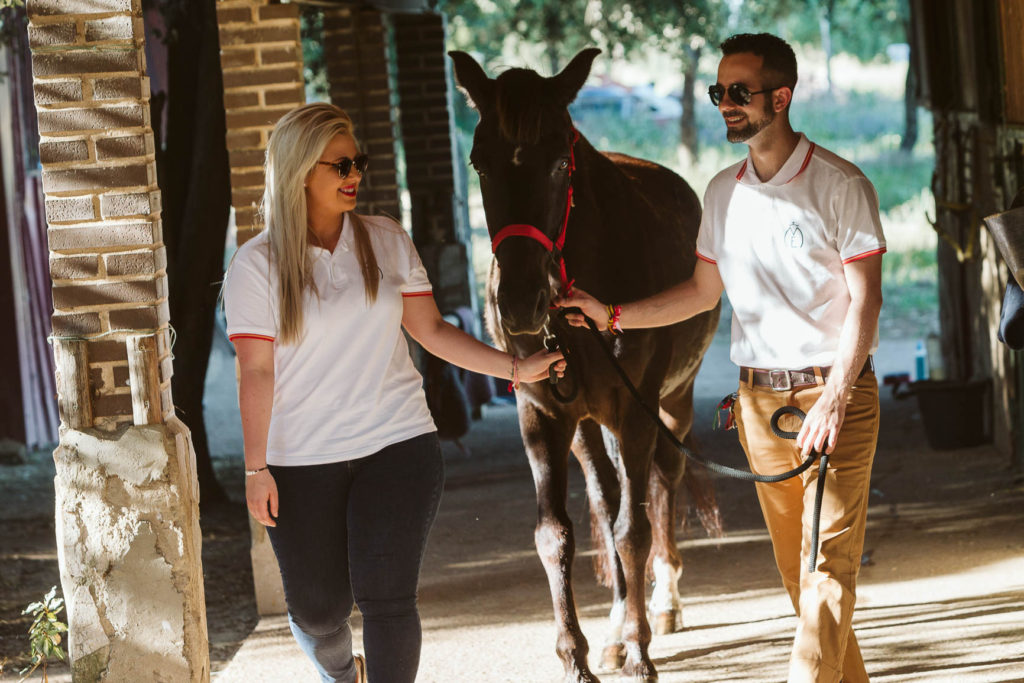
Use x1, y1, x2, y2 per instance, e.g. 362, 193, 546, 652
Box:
564, 144, 644, 282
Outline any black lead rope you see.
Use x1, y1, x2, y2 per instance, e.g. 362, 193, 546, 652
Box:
547, 308, 828, 572
770, 406, 830, 573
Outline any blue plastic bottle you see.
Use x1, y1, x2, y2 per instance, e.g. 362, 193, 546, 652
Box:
915, 340, 928, 381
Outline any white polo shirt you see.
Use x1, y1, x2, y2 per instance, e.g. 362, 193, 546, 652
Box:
695, 134, 886, 369
223, 213, 437, 466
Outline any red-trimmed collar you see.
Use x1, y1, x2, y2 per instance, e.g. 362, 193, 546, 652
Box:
735, 133, 815, 187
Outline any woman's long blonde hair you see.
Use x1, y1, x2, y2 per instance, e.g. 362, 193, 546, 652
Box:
263, 103, 379, 344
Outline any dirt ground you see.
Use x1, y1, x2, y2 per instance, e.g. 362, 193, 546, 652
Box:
3, 340, 1024, 681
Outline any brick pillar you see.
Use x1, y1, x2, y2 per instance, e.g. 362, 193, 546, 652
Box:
393, 12, 474, 313
323, 6, 401, 219
216, 0, 304, 246
215, 0, 304, 616
26, 0, 209, 679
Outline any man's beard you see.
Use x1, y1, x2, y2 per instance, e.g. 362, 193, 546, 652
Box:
725, 101, 775, 142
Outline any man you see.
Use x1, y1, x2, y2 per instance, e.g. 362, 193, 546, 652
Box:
559, 33, 884, 683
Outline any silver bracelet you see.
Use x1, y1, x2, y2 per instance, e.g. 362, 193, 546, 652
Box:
245, 466, 268, 477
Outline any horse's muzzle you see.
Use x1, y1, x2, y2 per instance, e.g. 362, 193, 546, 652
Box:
498, 287, 549, 336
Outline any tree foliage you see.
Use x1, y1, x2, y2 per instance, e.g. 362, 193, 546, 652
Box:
734, 0, 906, 61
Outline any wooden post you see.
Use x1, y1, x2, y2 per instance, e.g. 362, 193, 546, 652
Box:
53, 339, 91, 430
127, 334, 162, 426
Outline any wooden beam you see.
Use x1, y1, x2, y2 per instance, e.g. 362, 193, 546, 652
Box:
1002, 0, 1024, 123
52, 339, 91, 430
127, 333, 162, 426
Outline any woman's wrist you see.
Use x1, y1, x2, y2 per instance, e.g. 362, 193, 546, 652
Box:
509, 353, 521, 390
245, 465, 269, 477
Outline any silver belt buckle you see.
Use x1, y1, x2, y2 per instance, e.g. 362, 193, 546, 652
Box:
769, 369, 792, 391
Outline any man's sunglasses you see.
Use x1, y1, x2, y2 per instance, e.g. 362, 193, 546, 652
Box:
317, 154, 369, 179
708, 83, 778, 107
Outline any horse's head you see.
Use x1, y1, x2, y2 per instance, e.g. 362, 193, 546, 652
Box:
450, 48, 600, 336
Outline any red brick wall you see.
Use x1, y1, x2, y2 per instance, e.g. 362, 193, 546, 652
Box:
393, 12, 463, 245
323, 7, 401, 220
215, 0, 304, 245
28, 0, 174, 429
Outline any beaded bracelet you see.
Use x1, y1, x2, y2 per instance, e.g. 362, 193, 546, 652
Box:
607, 303, 623, 335
245, 466, 268, 477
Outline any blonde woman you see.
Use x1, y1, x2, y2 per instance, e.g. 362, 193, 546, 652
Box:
224, 103, 564, 683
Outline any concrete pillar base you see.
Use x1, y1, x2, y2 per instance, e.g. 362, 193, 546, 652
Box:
53, 419, 209, 682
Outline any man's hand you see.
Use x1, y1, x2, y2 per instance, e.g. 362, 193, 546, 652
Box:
246, 469, 279, 527
554, 288, 607, 328
796, 387, 847, 457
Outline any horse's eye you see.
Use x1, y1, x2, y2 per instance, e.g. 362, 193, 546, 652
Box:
559, 158, 569, 170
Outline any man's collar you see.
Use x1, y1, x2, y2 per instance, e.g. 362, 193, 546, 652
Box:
736, 133, 815, 186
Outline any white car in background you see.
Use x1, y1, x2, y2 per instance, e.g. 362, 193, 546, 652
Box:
570, 83, 682, 125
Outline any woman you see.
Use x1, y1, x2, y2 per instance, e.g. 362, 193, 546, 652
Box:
223, 103, 564, 683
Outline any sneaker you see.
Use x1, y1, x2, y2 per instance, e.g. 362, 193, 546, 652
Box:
353, 653, 367, 683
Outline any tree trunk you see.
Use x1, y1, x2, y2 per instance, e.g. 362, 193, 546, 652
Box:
679, 42, 701, 165
900, 15, 919, 152
543, 7, 561, 76
158, 0, 231, 506
817, 0, 835, 94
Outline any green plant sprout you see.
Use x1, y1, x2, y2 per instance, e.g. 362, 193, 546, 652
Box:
19, 586, 67, 683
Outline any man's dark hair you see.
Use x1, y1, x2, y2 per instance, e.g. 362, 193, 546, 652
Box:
720, 33, 798, 91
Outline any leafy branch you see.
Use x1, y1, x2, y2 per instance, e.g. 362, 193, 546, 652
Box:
18, 587, 67, 683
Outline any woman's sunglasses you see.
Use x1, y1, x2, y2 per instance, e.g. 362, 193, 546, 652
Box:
318, 154, 369, 179
708, 83, 778, 107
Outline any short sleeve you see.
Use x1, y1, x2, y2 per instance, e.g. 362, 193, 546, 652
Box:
695, 185, 718, 264
224, 244, 278, 342
834, 176, 887, 264
398, 229, 433, 297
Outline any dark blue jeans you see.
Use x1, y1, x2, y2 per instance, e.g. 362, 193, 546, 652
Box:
266, 432, 444, 683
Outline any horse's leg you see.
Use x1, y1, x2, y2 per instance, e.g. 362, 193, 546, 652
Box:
572, 420, 627, 671
521, 403, 597, 683
647, 405, 690, 635
613, 406, 659, 681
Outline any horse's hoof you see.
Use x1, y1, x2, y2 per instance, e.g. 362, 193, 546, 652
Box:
652, 609, 681, 635
599, 643, 625, 671
563, 670, 601, 683
621, 655, 658, 681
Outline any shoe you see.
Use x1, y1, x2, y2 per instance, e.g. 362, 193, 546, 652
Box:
354, 652, 367, 683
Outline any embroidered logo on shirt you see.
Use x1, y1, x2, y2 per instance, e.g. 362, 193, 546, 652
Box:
785, 222, 804, 248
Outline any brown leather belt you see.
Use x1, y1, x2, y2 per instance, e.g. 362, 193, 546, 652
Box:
740, 356, 874, 391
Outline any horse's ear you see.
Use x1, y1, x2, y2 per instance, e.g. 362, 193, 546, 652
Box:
449, 51, 494, 111
550, 48, 601, 106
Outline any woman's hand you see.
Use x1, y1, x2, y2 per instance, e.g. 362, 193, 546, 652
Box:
553, 287, 607, 329
246, 469, 279, 527
518, 349, 567, 383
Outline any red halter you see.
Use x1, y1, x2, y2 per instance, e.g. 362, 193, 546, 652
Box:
490, 128, 580, 298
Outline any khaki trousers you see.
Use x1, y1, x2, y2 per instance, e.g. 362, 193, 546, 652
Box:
734, 371, 879, 683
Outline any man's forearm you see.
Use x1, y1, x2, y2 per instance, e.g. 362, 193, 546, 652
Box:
620, 276, 720, 330
827, 298, 881, 394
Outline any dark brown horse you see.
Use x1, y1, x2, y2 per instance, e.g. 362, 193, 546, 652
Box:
450, 48, 721, 682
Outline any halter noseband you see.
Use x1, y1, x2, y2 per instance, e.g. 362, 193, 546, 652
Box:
490, 128, 580, 298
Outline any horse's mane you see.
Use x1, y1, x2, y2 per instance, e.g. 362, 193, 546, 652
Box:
493, 68, 571, 145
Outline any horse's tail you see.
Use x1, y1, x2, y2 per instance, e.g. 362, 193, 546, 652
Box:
684, 458, 723, 539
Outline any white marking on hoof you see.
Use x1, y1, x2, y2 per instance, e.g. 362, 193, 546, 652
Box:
605, 598, 625, 645
649, 555, 682, 616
